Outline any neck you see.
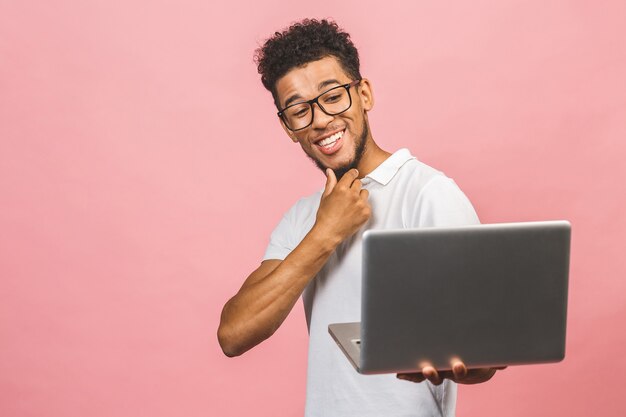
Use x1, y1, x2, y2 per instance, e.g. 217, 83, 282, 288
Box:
356, 137, 392, 178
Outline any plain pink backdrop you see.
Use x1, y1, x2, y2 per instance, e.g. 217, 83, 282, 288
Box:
1, 1, 625, 416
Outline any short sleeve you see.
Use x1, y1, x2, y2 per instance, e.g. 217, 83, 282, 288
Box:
263, 210, 295, 261
262, 192, 320, 261
409, 175, 480, 228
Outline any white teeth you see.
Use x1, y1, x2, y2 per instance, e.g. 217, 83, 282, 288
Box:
317, 130, 344, 147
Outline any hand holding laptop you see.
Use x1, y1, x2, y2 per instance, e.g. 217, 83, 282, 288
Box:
397, 359, 507, 385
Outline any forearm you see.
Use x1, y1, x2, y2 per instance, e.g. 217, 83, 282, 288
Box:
218, 225, 339, 357
219, 168, 370, 357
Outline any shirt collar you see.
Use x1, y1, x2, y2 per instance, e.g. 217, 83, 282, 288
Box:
363, 148, 415, 186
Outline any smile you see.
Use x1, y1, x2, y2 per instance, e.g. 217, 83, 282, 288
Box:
315, 130, 345, 154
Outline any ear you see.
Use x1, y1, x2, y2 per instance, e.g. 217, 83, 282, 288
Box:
278, 115, 299, 143
357, 78, 375, 112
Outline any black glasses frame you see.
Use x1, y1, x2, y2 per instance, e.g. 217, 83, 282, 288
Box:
277, 79, 362, 131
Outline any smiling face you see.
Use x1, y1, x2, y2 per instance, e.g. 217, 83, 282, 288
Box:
275, 56, 375, 178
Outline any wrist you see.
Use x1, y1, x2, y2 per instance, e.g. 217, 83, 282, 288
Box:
309, 223, 342, 254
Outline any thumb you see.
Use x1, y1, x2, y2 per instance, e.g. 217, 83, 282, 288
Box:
323, 168, 337, 197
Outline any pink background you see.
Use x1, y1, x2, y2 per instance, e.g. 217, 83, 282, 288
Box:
1, 1, 625, 416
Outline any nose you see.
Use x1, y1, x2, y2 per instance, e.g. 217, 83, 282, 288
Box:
310, 102, 334, 130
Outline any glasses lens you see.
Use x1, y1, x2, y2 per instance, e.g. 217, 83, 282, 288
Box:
319, 87, 351, 115
283, 103, 312, 131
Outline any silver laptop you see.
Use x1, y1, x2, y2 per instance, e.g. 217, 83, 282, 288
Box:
328, 221, 571, 374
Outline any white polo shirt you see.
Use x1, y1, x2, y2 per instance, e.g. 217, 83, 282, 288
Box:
264, 149, 479, 417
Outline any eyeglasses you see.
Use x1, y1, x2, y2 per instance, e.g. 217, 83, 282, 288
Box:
277, 80, 361, 131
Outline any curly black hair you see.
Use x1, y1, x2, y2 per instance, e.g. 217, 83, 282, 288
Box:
254, 19, 362, 109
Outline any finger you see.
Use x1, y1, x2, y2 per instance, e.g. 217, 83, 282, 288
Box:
359, 189, 369, 201
337, 168, 359, 188
422, 366, 443, 386
351, 178, 362, 191
322, 168, 337, 197
451, 360, 468, 380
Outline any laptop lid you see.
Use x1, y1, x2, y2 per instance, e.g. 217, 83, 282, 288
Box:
353, 221, 571, 374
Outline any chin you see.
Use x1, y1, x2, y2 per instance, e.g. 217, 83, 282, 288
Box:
328, 154, 355, 170
332, 162, 358, 180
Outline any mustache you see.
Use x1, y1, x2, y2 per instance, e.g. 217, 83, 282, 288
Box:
311, 126, 345, 142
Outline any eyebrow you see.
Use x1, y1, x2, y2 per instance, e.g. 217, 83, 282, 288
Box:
318, 78, 342, 91
283, 79, 343, 108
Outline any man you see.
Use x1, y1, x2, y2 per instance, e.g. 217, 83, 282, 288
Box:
218, 19, 502, 416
